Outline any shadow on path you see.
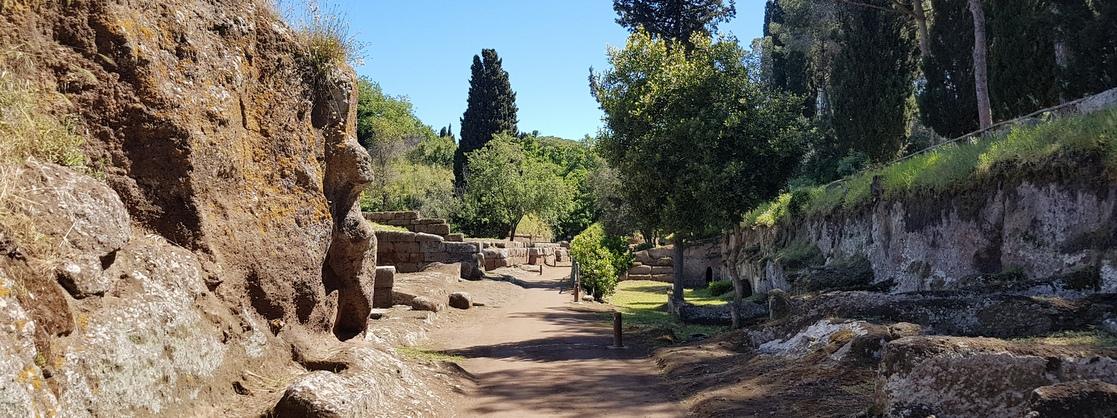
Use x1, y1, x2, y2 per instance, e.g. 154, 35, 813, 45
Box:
434, 267, 684, 417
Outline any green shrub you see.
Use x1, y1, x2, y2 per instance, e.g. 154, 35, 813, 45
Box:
706, 280, 734, 297
570, 223, 633, 301
360, 160, 456, 220
632, 242, 655, 252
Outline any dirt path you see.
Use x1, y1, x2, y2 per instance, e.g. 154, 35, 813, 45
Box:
427, 266, 684, 417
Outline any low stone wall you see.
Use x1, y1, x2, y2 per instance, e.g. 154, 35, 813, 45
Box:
364, 211, 452, 238
374, 230, 480, 276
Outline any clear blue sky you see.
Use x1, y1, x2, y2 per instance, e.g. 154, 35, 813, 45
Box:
340, 1, 766, 140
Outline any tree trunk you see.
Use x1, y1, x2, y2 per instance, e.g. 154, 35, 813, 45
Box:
729, 264, 743, 329
911, 0, 931, 58
672, 237, 685, 302
969, 0, 993, 130
508, 214, 524, 241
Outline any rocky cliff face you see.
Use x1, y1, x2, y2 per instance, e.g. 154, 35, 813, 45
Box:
0, 1, 423, 416
724, 176, 1117, 297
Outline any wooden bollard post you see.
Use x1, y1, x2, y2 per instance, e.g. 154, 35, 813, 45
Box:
573, 261, 581, 302
610, 311, 624, 349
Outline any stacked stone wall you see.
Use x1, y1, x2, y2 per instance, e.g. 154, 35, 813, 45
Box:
365, 211, 452, 237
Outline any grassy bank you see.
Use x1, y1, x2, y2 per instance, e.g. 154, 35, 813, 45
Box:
610, 280, 726, 342
744, 108, 1117, 228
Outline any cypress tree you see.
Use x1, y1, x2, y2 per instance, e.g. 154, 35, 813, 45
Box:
830, 2, 918, 162
918, 0, 979, 138
765, 0, 815, 118
987, 0, 1059, 119
1054, 0, 1117, 100
455, 49, 518, 190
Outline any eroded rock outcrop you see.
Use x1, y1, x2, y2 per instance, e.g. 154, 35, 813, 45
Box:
879, 336, 1117, 417
0, 0, 441, 415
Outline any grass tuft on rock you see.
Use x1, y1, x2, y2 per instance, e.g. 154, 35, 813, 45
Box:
0, 45, 87, 264
282, 0, 365, 77
742, 108, 1117, 228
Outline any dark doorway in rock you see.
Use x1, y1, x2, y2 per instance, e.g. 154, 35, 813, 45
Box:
705, 267, 713, 284
742, 280, 753, 298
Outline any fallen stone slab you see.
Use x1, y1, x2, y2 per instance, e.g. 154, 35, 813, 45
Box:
879, 336, 1117, 417
1025, 379, 1117, 418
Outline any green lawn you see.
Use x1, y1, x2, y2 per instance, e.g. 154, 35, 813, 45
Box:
609, 280, 726, 342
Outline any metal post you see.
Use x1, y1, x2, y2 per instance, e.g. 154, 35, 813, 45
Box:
610, 311, 624, 349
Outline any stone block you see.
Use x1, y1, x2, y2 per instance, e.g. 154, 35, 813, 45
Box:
374, 266, 395, 288
420, 240, 444, 253
446, 233, 465, 242
395, 263, 420, 273
445, 242, 480, 254
412, 233, 445, 243
414, 223, 451, 236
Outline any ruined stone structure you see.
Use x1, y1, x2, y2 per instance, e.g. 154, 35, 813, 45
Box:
374, 230, 482, 275
626, 243, 722, 289
365, 211, 452, 238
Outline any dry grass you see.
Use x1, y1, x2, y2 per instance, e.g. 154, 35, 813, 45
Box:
277, 0, 366, 77
0, 44, 87, 267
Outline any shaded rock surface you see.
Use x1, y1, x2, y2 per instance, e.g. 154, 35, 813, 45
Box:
1025, 379, 1117, 418
879, 336, 1117, 418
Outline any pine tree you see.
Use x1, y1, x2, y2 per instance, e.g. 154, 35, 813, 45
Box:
613, 0, 736, 43
918, 0, 979, 138
455, 49, 518, 190
830, 1, 918, 162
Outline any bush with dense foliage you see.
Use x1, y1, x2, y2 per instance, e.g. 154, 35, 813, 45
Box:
570, 223, 633, 301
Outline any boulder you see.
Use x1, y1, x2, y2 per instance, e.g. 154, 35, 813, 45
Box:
879, 336, 1117, 417
410, 296, 441, 312
768, 289, 791, 320
448, 292, 472, 310
14, 160, 131, 298
273, 345, 445, 417
1025, 380, 1117, 418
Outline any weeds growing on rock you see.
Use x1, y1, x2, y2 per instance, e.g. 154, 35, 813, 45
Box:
0, 44, 86, 267
280, 0, 365, 77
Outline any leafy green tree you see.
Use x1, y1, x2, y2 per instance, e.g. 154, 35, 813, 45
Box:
592, 31, 805, 305
456, 49, 518, 190
457, 134, 574, 240
570, 223, 633, 301
830, 1, 918, 162
613, 0, 736, 43
408, 134, 456, 167
355, 78, 436, 207
918, 0, 979, 138
359, 160, 457, 220
515, 135, 605, 240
